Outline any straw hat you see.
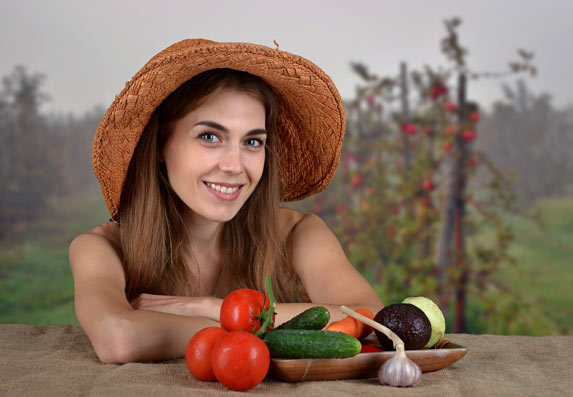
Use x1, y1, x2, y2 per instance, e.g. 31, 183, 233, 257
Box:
93, 39, 346, 220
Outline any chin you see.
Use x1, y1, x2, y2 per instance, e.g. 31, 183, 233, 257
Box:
209, 214, 237, 223
201, 207, 242, 224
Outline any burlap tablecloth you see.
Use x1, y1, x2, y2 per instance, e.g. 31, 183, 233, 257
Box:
1, 324, 571, 396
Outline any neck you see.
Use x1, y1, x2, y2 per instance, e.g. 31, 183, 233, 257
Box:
185, 211, 224, 254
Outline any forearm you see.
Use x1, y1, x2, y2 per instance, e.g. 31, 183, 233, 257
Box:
84, 295, 223, 364
96, 309, 219, 364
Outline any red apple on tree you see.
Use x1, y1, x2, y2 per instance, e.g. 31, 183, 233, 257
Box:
444, 101, 457, 112
463, 130, 476, 141
469, 111, 480, 122
352, 175, 365, 190
421, 180, 435, 191
401, 123, 417, 135
467, 156, 479, 167
429, 83, 448, 100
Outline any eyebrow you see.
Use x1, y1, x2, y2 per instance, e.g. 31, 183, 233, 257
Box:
195, 120, 267, 136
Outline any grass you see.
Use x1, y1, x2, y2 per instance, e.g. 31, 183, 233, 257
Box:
492, 197, 573, 334
0, 188, 108, 325
0, 242, 78, 325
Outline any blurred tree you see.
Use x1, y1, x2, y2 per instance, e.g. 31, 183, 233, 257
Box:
0, 66, 60, 240
292, 17, 557, 335
0, 66, 103, 243
46, 107, 104, 197
477, 80, 573, 206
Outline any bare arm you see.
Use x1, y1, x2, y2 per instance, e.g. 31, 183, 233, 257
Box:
69, 232, 219, 364
75, 212, 382, 364
274, 212, 383, 325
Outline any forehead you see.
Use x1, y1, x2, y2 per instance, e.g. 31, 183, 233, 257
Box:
174, 88, 266, 132
188, 89, 265, 119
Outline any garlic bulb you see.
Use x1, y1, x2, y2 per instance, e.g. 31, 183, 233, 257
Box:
341, 306, 423, 388
378, 343, 422, 387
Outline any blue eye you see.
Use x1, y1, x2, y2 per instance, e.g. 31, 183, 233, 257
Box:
199, 132, 219, 143
246, 138, 265, 148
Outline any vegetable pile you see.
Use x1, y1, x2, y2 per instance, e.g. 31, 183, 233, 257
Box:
185, 276, 373, 391
185, 279, 445, 390
342, 295, 448, 388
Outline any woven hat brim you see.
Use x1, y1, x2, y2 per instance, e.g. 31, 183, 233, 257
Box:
93, 39, 346, 220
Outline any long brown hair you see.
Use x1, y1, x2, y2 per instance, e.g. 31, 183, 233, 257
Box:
119, 69, 305, 302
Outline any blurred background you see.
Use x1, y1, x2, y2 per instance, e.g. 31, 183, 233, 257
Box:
1, 0, 571, 335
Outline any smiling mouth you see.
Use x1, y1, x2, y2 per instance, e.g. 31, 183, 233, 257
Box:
204, 182, 243, 195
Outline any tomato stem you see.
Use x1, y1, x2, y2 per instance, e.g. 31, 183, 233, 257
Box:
255, 275, 276, 337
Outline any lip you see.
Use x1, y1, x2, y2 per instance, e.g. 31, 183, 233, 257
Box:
204, 182, 243, 201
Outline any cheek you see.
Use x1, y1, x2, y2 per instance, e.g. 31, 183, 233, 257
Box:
164, 147, 201, 185
163, 152, 183, 183
250, 152, 266, 183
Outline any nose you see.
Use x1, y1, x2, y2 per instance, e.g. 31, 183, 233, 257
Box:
218, 143, 243, 174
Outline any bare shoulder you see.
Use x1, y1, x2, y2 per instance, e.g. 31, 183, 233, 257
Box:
278, 207, 327, 241
70, 222, 121, 255
280, 208, 339, 266
280, 208, 328, 236
279, 207, 306, 231
83, 222, 120, 245
69, 222, 124, 285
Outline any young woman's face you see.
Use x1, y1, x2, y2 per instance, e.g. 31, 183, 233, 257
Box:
163, 88, 267, 225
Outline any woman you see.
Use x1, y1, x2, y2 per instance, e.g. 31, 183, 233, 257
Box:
70, 39, 382, 364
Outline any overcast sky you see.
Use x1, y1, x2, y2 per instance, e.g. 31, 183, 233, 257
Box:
1, 0, 571, 116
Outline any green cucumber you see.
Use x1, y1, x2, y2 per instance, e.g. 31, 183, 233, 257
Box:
276, 306, 330, 330
262, 329, 361, 359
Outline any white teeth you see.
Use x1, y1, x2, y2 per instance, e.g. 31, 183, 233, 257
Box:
207, 183, 239, 194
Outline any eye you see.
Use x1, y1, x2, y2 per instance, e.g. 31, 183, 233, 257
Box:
245, 138, 265, 148
199, 132, 220, 143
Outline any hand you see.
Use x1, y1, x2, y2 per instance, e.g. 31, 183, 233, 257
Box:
130, 293, 222, 321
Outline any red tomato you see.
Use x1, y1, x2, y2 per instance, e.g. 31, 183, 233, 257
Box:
185, 327, 227, 381
211, 331, 270, 391
220, 288, 273, 333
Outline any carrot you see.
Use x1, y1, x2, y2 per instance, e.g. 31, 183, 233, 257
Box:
325, 316, 358, 338
325, 308, 375, 339
354, 308, 374, 338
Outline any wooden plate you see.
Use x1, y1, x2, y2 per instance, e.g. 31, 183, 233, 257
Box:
268, 339, 467, 382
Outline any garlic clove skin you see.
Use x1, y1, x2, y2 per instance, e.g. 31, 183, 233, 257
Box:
378, 350, 422, 387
